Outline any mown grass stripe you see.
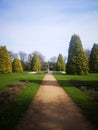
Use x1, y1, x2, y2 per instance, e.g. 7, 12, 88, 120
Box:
0, 74, 44, 130
54, 74, 98, 129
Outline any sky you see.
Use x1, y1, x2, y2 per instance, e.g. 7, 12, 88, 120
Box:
0, 0, 98, 61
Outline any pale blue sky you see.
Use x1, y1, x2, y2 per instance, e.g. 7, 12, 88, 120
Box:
0, 0, 98, 60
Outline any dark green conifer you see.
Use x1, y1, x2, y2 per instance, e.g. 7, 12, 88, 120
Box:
89, 44, 98, 73
66, 34, 89, 75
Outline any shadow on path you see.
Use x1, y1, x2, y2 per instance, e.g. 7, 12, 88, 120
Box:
16, 74, 95, 130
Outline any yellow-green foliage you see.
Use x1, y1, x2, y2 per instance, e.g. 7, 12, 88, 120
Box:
31, 53, 41, 71
0, 46, 12, 73
12, 58, 23, 72
66, 34, 89, 75
56, 54, 65, 71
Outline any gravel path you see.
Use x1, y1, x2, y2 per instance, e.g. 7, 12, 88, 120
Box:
16, 74, 94, 130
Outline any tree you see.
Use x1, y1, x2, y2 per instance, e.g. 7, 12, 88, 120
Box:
19, 51, 27, 62
19, 51, 27, 70
12, 58, 23, 72
9, 51, 18, 62
27, 51, 45, 71
89, 43, 98, 73
66, 34, 89, 75
33, 51, 45, 63
48, 56, 57, 71
0, 46, 12, 73
56, 54, 65, 71
31, 53, 41, 71
50, 56, 57, 63
85, 49, 91, 60
48, 61, 56, 71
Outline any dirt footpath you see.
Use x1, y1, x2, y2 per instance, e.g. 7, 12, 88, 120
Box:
16, 74, 95, 130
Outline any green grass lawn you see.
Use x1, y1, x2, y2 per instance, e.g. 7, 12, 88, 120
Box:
0, 72, 43, 90
0, 73, 98, 129
54, 73, 98, 129
0, 73, 44, 130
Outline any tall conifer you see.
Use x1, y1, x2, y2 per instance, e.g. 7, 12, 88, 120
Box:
89, 44, 98, 73
66, 34, 89, 75
31, 53, 41, 71
0, 46, 12, 73
12, 58, 23, 72
56, 54, 65, 71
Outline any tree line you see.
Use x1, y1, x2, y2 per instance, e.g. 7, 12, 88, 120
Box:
66, 34, 98, 74
0, 34, 98, 74
0, 46, 65, 73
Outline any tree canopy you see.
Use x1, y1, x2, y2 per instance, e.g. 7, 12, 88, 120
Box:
56, 54, 65, 71
12, 58, 23, 72
0, 46, 12, 73
66, 34, 89, 75
1, 36, 98, 74
89, 43, 98, 73
31, 53, 41, 71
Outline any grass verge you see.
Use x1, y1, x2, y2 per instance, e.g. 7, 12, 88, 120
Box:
0, 74, 44, 130
0, 72, 40, 90
54, 74, 98, 129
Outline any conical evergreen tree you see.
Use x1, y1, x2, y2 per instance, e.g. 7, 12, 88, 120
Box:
66, 34, 89, 75
31, 53, 41, 71
12, 58, 23, 72
0, 46, 12, 73
89, 43, 98, 73
56, 54, 65, 71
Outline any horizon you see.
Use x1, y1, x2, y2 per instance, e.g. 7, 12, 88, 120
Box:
0, 0, 98, 61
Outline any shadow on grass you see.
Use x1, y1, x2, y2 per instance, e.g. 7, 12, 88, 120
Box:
15, 98, 96, 130
20, 79, 62, 87
0, 80, 42, 130
20, 79, 43, 84
55, 79, 98, 129
0, 77, 98, 130
19, 78, 98, 129
70, 80, 98, 90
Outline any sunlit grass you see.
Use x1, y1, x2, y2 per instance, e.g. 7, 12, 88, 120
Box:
0, 73, 44, 130
54, 74, 98, 129
0, 72, 43, 90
